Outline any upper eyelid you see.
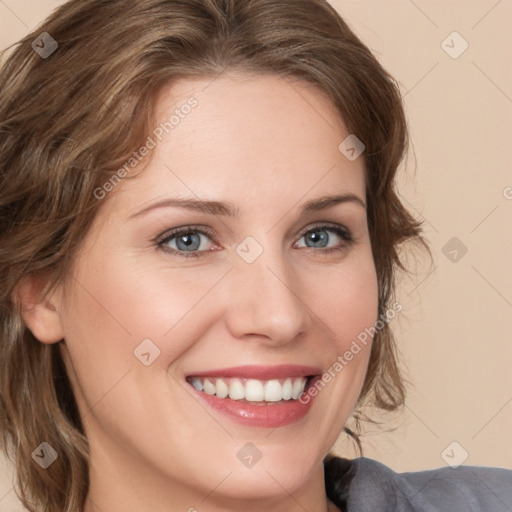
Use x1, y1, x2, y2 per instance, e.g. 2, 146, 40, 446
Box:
154, 224, 214, 243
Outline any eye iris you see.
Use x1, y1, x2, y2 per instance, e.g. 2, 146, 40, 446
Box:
176, 232, 201, 251
306, 230, 328, 248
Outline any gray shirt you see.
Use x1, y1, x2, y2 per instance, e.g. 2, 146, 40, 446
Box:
324, 455, 512, 511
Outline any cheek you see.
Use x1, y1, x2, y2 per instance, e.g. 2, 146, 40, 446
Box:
306, 251, 379, 351
57, 258, 222, 439
302, 250, 378, 399
60, 253, 229, 372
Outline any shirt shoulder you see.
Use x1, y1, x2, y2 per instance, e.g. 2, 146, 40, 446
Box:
324, 455, 512, 512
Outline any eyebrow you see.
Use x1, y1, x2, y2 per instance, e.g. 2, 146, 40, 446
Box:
128, 193, 366, 220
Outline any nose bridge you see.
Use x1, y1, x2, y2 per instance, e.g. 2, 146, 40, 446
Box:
225, 237, 312, 344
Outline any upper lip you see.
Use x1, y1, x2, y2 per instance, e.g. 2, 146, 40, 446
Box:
186, 364, 321, 380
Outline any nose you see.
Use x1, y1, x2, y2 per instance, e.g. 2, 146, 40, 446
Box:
223, 246, 313, 347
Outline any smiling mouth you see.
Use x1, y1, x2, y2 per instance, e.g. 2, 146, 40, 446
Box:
185, 375, 317, 404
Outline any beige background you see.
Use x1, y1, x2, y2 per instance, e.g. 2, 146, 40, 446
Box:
1, 0, 511, 509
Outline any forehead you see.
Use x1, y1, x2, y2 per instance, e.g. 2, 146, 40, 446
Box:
155, 72, 351, 157
113, 73, 366, 214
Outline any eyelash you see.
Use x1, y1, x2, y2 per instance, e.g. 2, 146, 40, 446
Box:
155, 223, 355, 259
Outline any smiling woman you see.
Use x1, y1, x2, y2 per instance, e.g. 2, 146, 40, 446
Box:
0, 1, 510, 512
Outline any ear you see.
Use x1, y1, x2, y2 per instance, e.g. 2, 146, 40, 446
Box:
14, 273, 64, 344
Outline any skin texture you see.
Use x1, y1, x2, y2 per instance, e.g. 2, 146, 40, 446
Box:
21, 73, 379, 512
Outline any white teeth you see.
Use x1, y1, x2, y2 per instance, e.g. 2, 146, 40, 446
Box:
203, 379, 216, 395
291, 378, 304, 399
188, 376, 309, 402
282, 378, 292, 400
190, 378, 203, 392
228, 379, 245, 400
245, 379, 264, 401
215, 378, 229, 398
264, 379, 282, 402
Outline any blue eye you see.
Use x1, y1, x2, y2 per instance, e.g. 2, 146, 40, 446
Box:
297, 225, 354, 250
157, 226, 215, 258
156, 223, 354, 259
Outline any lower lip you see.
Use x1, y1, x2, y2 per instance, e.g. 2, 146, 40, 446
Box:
188, 377, 319, 428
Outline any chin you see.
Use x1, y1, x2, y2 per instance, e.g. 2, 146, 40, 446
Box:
213, 446, 320, 500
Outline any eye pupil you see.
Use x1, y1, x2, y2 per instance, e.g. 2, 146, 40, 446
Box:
306, 230, 328, 248
176, 233, 201, 251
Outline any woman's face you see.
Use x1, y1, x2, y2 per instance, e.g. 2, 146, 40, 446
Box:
52, 74, 378, 507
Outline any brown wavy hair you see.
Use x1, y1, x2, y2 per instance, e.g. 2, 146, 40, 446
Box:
0, 0, 430, 510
